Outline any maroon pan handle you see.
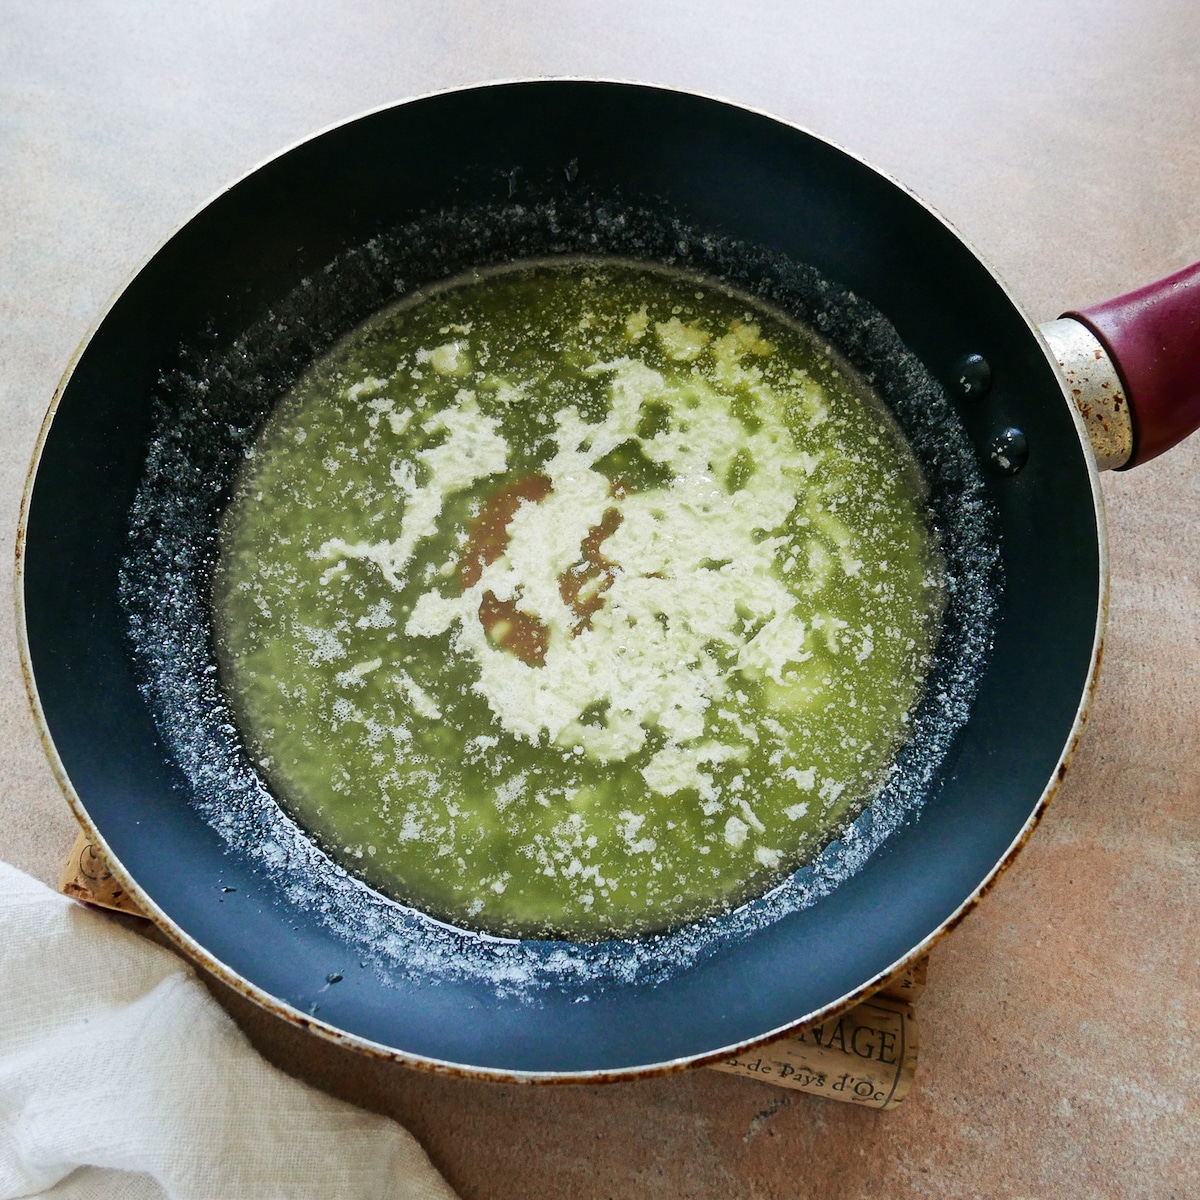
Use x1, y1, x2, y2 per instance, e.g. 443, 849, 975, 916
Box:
1064, 261, 1200, 468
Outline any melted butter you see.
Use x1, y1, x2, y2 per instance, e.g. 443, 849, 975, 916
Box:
214, 260, 944, 939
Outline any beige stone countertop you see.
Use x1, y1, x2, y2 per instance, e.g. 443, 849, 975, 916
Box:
2, 3, 1197, 1197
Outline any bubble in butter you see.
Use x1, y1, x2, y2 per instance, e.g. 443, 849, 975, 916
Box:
213, 259, 945, 940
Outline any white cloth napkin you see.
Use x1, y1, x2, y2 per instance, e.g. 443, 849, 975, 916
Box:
0, 859, 458, 1200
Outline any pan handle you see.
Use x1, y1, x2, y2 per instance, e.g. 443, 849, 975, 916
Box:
1062, 261, 1200, 469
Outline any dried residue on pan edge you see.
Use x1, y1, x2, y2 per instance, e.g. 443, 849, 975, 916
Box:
119, 191, 1000, 1000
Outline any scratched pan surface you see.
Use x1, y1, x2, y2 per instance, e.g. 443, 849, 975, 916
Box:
18, 81, 1101, 1078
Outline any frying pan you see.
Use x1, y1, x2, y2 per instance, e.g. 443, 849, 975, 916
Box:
18, 81, 1199, 1081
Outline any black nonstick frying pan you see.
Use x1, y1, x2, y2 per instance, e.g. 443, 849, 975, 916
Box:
19, 81, 1199, 1080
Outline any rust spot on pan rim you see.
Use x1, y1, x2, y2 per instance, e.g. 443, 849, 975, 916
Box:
12, 78, 1111, 1085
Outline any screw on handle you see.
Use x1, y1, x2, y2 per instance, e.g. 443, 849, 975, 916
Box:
1064, 260, 1200, 468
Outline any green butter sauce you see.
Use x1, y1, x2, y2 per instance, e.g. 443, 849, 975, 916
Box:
213, 260, 944, 939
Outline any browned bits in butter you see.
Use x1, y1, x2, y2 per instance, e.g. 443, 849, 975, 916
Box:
478, 589, 550, 666
460, 473, 553, 588
560, 506, 622, 634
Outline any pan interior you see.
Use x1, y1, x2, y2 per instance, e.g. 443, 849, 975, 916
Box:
119, 189, 999, 996
211, 257, 948, 942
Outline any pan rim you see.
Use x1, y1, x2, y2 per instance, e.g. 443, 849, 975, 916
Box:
14, 76, 1109, 1083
